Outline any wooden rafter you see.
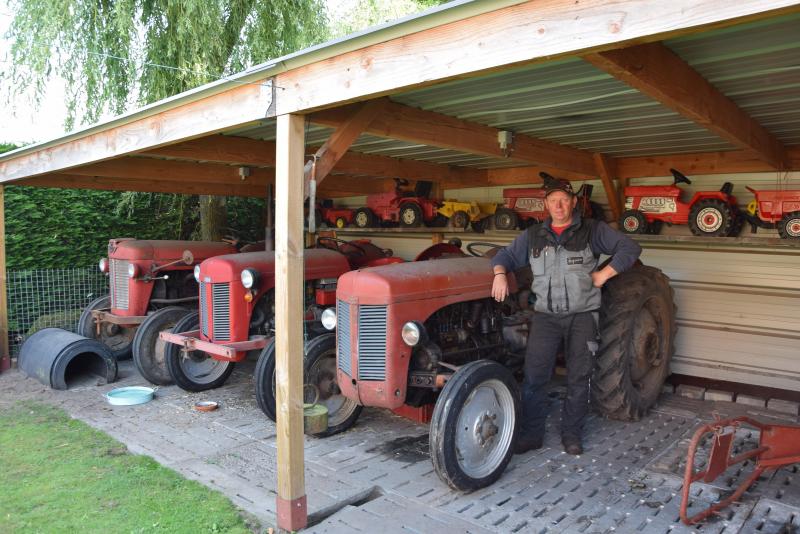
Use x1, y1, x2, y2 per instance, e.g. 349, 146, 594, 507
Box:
593, 153, 622, 220
584, 42, 789, 170
142, 135, 276, 166
312, 101, 598, 177
20, 174, 267, 197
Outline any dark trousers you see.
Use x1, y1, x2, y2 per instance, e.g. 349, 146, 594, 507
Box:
520, 311, 598, 440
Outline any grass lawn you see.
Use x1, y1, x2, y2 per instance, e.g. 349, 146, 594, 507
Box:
0, 401, 257, 533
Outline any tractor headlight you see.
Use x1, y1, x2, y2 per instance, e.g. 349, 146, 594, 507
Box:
320, 308, 337, 331
241, 268, 259, 289
127, 263, 139, 279
193, 265, 201, 282
98, 258, 108, 273
401, 321, 425, 347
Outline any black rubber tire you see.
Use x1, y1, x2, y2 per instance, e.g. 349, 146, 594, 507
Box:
470, 218, 487, 233
399, 202, 423, 228
164, 312, 235, 392
254, 334, 362, 437
688, 198, 734, 237
335, 216, 348, 229
593, 265, 677, 421
430, 214, 448, 228
77, 295, 135, 360
131, 306, 191, 385
619, 209, 648, 234
353, 207, 375, 228
430, 360, 519, 491
450, 210, 470, 229
777, 211, 800, 240
493, 207, 519, 230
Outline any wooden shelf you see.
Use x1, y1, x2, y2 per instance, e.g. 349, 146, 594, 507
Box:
321, 226, 468, 234
630, 234, 800, 249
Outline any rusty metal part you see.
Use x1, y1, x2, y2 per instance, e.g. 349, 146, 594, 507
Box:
91, 309, 147, 326
681, 416, 800, 525
159, 329, 268, 361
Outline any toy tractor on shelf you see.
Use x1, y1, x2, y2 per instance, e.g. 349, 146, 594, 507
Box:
436, 200, 497, 231
353, 179, 441, 228
159, 237, 404, 393
316, 200, 355, 229
494, 173, 603, 230
620, 168, 741, 237
78, 239, 239, 382
742, 186, 800, 239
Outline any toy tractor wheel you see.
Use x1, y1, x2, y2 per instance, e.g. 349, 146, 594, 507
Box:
132, 306, 192, 385
399, 202, 423, 227
77, 295, 135, 360
164, 312, 236, 392
254, 334, 362, 437
450, 210, 470, 229
778, 211, 800, 240
619, 209, 649, 234
335, 216, 348, 229
593, 265, 676, 421
688, 199, 734, 237
430, 360, 519, 491
493, 208, 518, 230
353, 208, 375, 228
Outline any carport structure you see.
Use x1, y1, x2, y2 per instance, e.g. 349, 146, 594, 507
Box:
2, 0, 800, 529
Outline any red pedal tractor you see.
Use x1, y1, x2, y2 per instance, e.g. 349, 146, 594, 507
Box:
620, 168, 741, 237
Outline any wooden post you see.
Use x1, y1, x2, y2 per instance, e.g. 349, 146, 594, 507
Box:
274, 113, 307, 531
0, 186, 7, 372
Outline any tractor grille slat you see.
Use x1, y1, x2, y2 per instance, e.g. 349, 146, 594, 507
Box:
357, 305, 387, 381
109, 259, 129, 310
199, 282, 209, 337
336, 299, 352, 377
211, 283, 231, 341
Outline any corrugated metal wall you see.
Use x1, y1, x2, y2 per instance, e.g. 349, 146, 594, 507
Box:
327, 170, 800, 391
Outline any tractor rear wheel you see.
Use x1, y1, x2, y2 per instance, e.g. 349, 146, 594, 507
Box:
593, 265, 676, 421
77, 295, 136, 360
619, 209, 648, 234
132, 306, 191, 385
164, 312, 235, 391
353, 208, 375, 228
493, 208, 518, 230
778, 211, 800, 239
688, 198, 734, 237
399, 203, 423, 227
254, 334, 362, 437
430, 360, 519, 491
450, 210, 470, 229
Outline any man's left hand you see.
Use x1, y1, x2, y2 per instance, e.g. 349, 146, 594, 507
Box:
591, 265, 619, 288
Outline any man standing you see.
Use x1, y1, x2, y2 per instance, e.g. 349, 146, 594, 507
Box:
490, 177, 641, 455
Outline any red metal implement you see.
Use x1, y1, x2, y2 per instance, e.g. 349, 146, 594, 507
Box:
681, 416, 800, 525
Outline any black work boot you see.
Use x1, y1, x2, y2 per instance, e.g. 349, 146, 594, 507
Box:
514, 434, 544, 455
562, 435, 583, 455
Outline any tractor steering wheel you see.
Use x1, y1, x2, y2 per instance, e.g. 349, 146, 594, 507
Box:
669, 168, 692, 185
466, 241, 503, 257
316, 237, 368, 257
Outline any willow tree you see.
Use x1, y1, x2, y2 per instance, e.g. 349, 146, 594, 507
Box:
4, 0, 328, 240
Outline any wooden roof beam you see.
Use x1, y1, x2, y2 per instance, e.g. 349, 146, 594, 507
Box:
19, 174, 266, 197
311, 101, 598, 177
584, 42, 789, 170
593, 153, 622, 220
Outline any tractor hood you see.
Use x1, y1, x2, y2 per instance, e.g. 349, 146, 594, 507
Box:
107, 239, 236, 261
199, 248, 350, 284
337, 257, 518, 305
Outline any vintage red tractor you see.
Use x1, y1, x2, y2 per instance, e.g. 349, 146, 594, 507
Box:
493, 173, 603, 230
620, 168, 741, 237
78, 239, 239, 382
159, 238, 406, 393
742, 186, 800, 239
319, 243, 676, 489
353, 180, 441, 228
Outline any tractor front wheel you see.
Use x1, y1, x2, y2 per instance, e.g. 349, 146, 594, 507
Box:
77, 295, 135, 360
619, 209, 649, 234
132, 306, 191, 385
430, 360, 519, 491
164, 312, 235, 392
688, 199, 734, 237
399, 203, 423, 227
335, 216, 348, 229
353, 208, 375, 228
450, 210, 470, 229
778, 211, 800, 239
493, 208, 518, 230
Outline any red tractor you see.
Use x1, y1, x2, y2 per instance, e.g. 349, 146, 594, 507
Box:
159, 238, 405, 392
620, 168, 741, 236
743, 186, 800, 239
78, 239, 239, 383
319, 243, 676, 489
314, 200, 355, 229
353, 180, 441, 228
494, 181, 603, 230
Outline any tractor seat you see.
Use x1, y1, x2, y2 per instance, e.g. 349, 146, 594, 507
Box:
720, 182, 734, 195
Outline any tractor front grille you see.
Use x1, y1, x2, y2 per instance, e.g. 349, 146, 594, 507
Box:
109, 259, 129, 310
336, 299, 352, 377
357, 305, 387, 381
199, 282, 209, 337
210, 283, 231, 341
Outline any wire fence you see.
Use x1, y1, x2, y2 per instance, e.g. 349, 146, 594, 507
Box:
7, 267, 108, 357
